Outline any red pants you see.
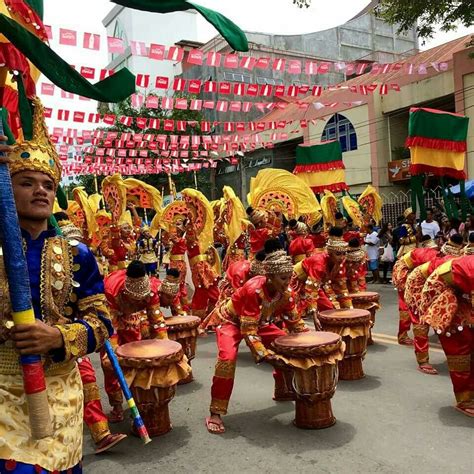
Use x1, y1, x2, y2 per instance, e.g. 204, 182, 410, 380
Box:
192, 283, 219, 318
397, 291, 412, 342
210, 323, 287, 415
78, 357, 110, 443
101, 328, 141, 407
409, 311, 431, 365
438, 327, 474, 404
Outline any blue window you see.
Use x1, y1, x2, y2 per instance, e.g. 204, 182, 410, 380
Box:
321, 113, 358, 152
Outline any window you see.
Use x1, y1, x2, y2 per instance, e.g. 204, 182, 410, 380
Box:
223, 72, 252, 83
321, 113, 358, 152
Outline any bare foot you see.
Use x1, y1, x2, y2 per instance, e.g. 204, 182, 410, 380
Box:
205, 414, 225, 434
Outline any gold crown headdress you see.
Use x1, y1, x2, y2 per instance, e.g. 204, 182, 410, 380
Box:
345, 247, 365, 262
58, 221, 84, 241
9, 97, 61, 185
263, 250, 294, 275
441, 239, 464, 257
124, 274, 151, 299
250, 258, 266, 276
249, 208, 267, 226
160, 273, 180, 298
326, 238, 348, 254
421, 238, 438, 249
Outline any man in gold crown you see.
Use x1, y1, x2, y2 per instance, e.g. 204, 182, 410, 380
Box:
0, 98, 113, 473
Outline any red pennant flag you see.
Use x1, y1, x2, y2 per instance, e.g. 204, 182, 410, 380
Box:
52, 127, 64, 136
103, 114, 116, 125
99, 69, 115, 80
155, 76, 169, 89
188, 79, 202, 94
204, 81, 217, 93
256, 57, 270, 69
119, 116, 133, 126
190, 99, 202, 111
59, 28, 77, 46
44, 24, 53, 40
57, 109, 70, 121
259, 84, 273, 97
107, 36, 124, 54
311, 85, 323, 96
80, 66, 95, 79
136, 74, 150, 88
216, 101, 229, 112
299, 85, 310, 94
173, 78, 186, 91
288, 60, 302, 74
418, 64, 427, 74
41, 83, 55, 96
161, 98, 174, 110
175, 98, 188, 110
60, 91, 74, 99
43, 107, 52, 118
83, 33, 100, 50
224, 54, 239, 68
240, 56, 256, 70
274, 85, 285, 97
88, 113, 100, 123
167, 46, 184, 62
233, 83, 245, 96
146, 96, 159, 108
176, 121, 187, 132
318, 62, 331, 74
203, 100, 215, 109
187, 49, 203, 65
73, 112, 85, 123
390, 83, 401, 92
272, 58, 286, 71
136, 117, 148, 129
224, 122, 234, 132
164, 120, 175, 131
131, 93, 144, 108
230, 102, 242, 112
305, 61, 318, 75
246, 84, 258, 96
148, 43, 165, 60
219, 82, 231, 94
242, 102, 252, 113
379, 84, 388, 95
206, 51, 222, 67
131, 41, 148, 56
201, 121, 211, 132
287, 85, 299, 97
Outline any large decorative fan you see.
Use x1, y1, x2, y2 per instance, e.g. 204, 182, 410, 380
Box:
72, 187, 98, 239
358, 185, 383, 225
123, 178, 162, 211
247, 169, 321, 220
101, 174, 127, 223
320, 190, 338, 227
160, 200, 192, 234
341, 195, 364, 228
181, 188, 215, 251
222, 186, 249, 248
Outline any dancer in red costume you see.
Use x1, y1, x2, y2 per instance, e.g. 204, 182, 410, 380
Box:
292, 227, 353, 320
403, 235, 464, 374
308, 222, 327, 252
185, 221, 220, 320
206, 240, 308, 434
103, 261, 168, 422
419, 256, 474, 417
288, 219, 314, 264
345, 238, 367, 293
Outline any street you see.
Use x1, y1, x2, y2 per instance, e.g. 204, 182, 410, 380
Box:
84, 284, 474, 473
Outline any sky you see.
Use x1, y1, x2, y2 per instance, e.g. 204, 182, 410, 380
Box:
41, 0, 472, 132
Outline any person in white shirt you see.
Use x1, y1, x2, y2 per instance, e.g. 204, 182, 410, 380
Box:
364, 224, 381, 283
419, 208, 440, 240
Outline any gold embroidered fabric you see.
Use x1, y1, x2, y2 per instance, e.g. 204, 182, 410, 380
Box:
0, 364, 83, 472
214, 359, 237, 379
89, 420, 110, 444
83, 381, 101, 402
446, 355, 471, 372
55, 323, 89, 360
210, 398, 230, 416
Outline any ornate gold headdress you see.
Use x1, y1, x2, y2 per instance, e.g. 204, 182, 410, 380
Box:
159, 274, 180, 298
345, 247, 365, 262
9, 97, 61, 185
124, 274, 151, 299
421, 238, 438, 249
58, 220, 84, 241
326, 238, 348, 254
441, 239, 464, 256
248, 208, 267, 226
293, 221, 308, 235
263, 250, 294, 275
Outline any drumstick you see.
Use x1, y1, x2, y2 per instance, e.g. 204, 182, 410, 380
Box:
0, 114, 53, 440
104, 340, 152, 444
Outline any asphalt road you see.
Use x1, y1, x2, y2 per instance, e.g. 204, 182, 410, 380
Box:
83, 284, 473, 473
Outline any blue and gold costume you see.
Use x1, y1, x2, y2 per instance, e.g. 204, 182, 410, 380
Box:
137, 233, 159, 275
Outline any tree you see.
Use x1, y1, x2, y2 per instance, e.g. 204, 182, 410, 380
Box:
292, 0, 311, 7
375, 0, 473, 40
77, 93, 213, 198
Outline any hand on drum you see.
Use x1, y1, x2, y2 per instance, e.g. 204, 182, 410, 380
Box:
265, 352, 287, 369
308, 309, 322, 330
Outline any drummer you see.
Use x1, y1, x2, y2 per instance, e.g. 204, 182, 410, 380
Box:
103, 260, 169, 422
206, 240, 308, 434
158, 268, 188, 317
288, 219, 315, 264
292, 226, 353, 318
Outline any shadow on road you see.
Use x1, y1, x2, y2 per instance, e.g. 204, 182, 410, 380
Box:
438, 406, 474, 428
338, 374, 382, 392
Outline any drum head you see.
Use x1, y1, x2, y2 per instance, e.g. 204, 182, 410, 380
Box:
116, 339, 182, 360
274, 331, 340, 349
319, 308, 371, 325
165, 315, 201, 329
347, 291, 379, 299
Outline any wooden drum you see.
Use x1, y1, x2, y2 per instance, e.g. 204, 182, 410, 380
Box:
319, 309, 371, 381
348, 292, 380, 345
116, 339, 191, 437
272, 331, 345, 429
165, 315, 201, 384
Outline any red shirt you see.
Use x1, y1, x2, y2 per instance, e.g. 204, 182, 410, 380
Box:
452, 256, 474, 294
249, 228, 269, 254
289, 236, 315, 259
226, 260, 252, 290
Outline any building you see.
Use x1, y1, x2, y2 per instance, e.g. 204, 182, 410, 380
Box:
220, 35, 474, 205
102, 5, 199, 89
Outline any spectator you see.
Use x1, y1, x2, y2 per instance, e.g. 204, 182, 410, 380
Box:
391, 216, 405, 257
364, 224, 381, 283
459, 214, 474, 242
378, 222, 394, 283
419, 208, 440, 239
